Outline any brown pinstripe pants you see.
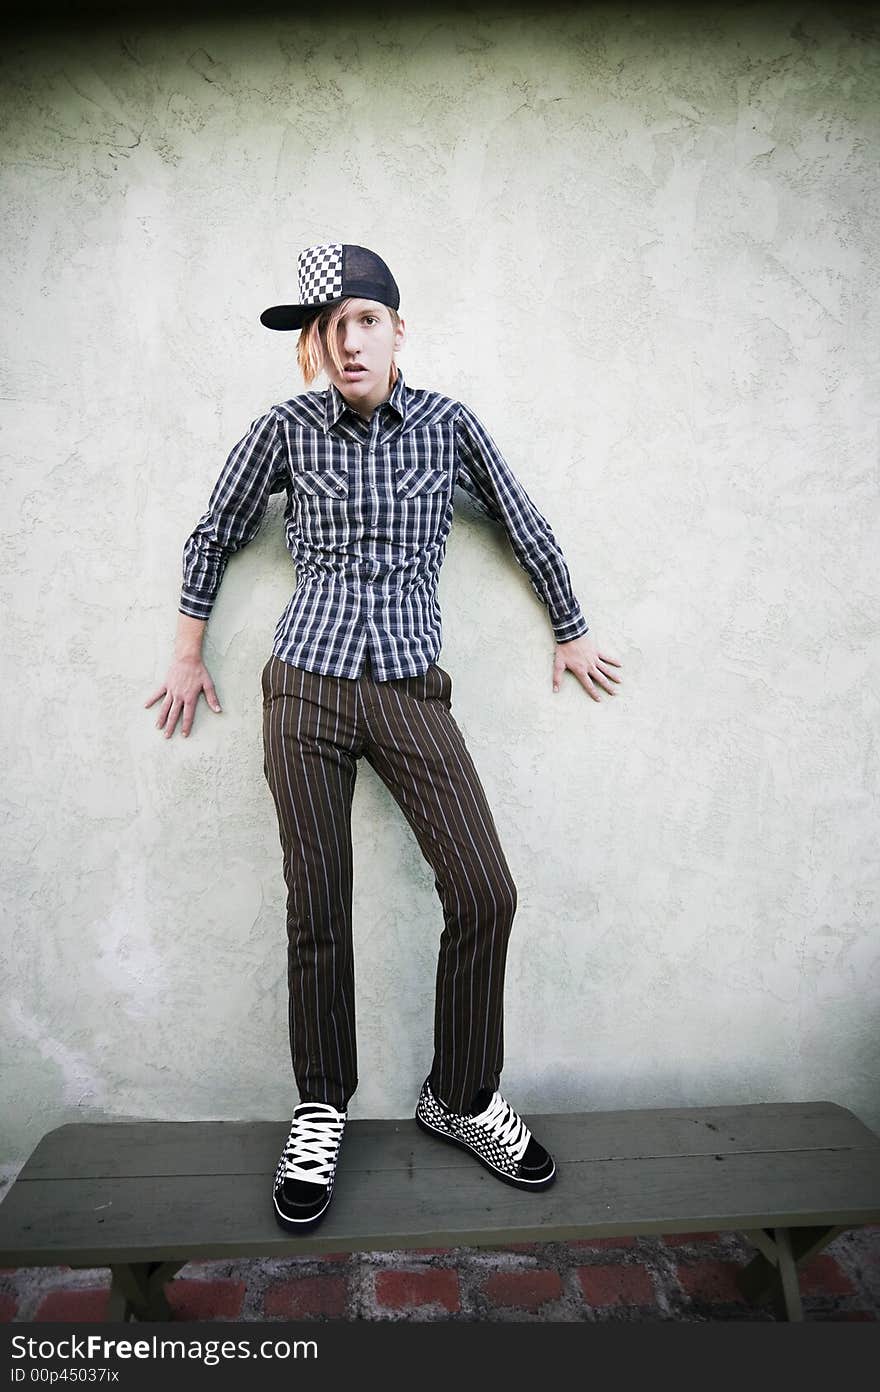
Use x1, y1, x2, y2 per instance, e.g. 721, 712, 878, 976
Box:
260, 652, 518, 1114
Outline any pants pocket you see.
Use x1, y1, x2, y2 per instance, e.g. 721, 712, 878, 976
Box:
432, 663, 453, 706
261, 654, 278, 702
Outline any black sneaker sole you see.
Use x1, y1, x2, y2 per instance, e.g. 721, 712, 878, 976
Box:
272, 1186, 335, 1234
415, 1111, 557, 1191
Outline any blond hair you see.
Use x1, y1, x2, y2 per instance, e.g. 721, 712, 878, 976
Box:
297, 298, 401, 389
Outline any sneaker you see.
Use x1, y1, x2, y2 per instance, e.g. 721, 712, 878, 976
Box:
415, 1077, 556, 1190
272, 1100, 347, 1233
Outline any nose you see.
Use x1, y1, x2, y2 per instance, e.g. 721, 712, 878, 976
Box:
341, 319, 363, 356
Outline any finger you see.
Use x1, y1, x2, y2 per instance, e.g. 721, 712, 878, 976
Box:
591, 662, 621, 692
155, 692, 174, 730
163, 699, 183, 739
598, 652, 622, 667
552, 658, 566, 693
181, 700, 195, 738
144, 686, 167, 708
590, 669, 618, 696
203, 681, 222, 713
578, 671, 602, 702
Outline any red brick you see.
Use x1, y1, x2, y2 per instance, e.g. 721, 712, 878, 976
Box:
34, 1289, 111, 1322
676, 1260, 747, 1303
482, 1269, 562, 1310
569, 1236, 638, 1250
797, 1255, 857, 1296
0, 1292, 19, 1322
662, 1232, 721, 1246
575, 1263, 654, 1307
166, 1278, 245, 1321
264, 1275, 347, 1318
375, 1268, 460, 1313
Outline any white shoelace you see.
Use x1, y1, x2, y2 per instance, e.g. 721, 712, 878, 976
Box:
280, 1104, 346, 1184
469, 1091, 532, 1161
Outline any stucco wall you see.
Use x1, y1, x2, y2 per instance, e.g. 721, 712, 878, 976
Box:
2, 4, 878, 1166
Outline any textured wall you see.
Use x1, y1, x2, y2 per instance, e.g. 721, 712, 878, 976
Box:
2, 5, 878, 1165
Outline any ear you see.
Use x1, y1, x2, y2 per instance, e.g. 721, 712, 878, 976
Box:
394, 316, 406, 351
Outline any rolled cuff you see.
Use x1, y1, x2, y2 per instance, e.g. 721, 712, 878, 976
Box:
179, 588, 216, 621
551, 606, 590, 644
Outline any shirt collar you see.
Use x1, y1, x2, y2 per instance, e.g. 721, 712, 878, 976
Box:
323, 368, 408, 433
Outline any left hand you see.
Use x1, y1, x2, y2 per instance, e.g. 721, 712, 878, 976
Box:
553, 634, 622, 701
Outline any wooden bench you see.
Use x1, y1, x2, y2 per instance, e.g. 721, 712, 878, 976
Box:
1, 1100, 878, 1323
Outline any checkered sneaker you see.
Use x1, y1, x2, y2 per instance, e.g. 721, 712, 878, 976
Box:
415, 1077, 556, 1190
272, 1100, 347, 1233
297, 243, 344, 305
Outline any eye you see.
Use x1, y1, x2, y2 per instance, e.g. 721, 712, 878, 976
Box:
363, 315, 378, 325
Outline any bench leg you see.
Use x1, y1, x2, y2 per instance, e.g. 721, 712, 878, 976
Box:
737, 1225, 847, 1321
772, 1227, 803, 1322
108, 1262, 185, 1321
106, 1271, 132, 1322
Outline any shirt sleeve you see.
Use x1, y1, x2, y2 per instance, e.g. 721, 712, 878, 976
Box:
453, 402, 590, 644
179, 408, 287, 621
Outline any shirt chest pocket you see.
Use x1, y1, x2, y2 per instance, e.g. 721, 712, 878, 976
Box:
393, 465, 449, 500
290, 468, 349, 502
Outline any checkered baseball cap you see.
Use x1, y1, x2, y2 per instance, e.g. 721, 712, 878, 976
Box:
260, 243, 400, 331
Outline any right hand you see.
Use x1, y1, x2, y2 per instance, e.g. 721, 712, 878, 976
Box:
145, 656, 222, 739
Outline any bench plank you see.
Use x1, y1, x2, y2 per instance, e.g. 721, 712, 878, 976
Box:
1, 1117, 878, 1266
13, 1101, 878, 1181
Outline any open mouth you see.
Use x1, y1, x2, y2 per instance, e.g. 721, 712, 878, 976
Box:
344, 365, 367, 378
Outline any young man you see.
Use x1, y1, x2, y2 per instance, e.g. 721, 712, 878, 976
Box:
146, 242, 622, 1235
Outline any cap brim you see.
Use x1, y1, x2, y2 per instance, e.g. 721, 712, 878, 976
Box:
260, 303, 330, 331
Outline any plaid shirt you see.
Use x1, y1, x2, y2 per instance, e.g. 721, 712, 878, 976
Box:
179, 370, 590, 680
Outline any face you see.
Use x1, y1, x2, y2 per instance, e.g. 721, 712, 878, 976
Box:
322, 298, 406, 418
